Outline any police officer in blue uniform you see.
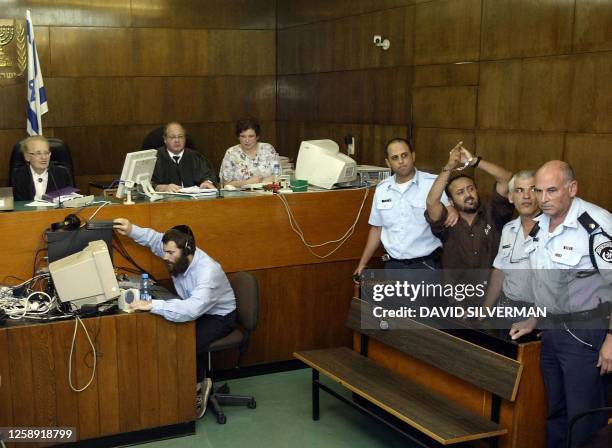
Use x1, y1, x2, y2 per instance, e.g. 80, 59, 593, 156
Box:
510, 160, 612, 448
483, 170, 540, 321
354, 138, 451, 274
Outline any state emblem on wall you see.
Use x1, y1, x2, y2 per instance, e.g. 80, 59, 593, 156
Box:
0, 18, 27, 85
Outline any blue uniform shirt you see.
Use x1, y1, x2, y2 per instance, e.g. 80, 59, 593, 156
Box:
130, 225, 236, 322
368, 169, 446, 260
528, 197, 612, 314
493, 216, 535, 302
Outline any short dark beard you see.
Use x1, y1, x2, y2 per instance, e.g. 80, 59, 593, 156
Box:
167, 254, 190, 275
456, 198, 480, 214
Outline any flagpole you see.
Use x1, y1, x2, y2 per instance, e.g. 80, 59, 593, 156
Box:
26, 9, 48, 136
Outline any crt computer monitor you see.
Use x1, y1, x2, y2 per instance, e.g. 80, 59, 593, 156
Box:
49, 240, 120, 309
295, 139, 357, 189
116, 149, 161, 204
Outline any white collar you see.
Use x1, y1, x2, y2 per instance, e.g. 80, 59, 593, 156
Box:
29, 165, 48, 180
167, 149, 184, 160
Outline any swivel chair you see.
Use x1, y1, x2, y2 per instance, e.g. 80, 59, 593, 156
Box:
9, 138, 75, 187
566, 406, 612, 448
206, 271, 259, 424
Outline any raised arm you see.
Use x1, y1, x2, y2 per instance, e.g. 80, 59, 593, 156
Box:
459, 147, 512, 197
426, 142, 462, 222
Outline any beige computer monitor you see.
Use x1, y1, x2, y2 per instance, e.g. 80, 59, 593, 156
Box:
49, 240, 120, 309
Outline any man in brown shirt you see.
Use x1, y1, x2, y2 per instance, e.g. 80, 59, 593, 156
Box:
425, 143, 514, 269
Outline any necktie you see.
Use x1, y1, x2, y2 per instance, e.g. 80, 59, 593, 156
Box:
173, 156, 180, 164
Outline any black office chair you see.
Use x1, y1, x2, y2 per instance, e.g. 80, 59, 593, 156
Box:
566, 407, 612, 448
9, 138, 76, 187
206, 271, 259, 424
141, 126, 198, 151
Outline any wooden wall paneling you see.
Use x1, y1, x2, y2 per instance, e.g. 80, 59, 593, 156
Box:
413, 63, 479, 88
45, 78, 134, 127
59, 125, 154, 177
137, 314, 160, 429
115, 314, 141, 432
477, 60, 523, 130
277, 74, 321, 122
480, 0, 574, 60
156, 318, 180, 426
29, 324, 58, 428
564, 133, 612, 210
279, 7, 414, 75
0, 329, 14, 428
7, 327, 35, 427
175, 321, 196, 422
0, 84, 25, 129
127, 28, 275, 77
280, 68, 412, 125
277, 0, 415, 29
412, 86, 477, 129
96, 316, 120, 436
232, 262, 355, 367
206, 30, 276, 76
414, 0, 482, 66
51, 321, 80, 434
204, 76, 276, 123
413, 128, 476, 174
473, 130, 565, 202
519, 56, 573, 132
49, 27, 132, 77
74, 318, 100, 440
130, 0, 276, 30
1, 2, 131, 27
130, 29, 207, 77
573, 0, 612, 52
568, 52, 612, 133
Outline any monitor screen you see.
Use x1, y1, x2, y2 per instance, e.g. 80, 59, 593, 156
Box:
49, 240, 120, 309
295, 139, 357, 189
46, 228, 113, 263
116, 149, 159, 202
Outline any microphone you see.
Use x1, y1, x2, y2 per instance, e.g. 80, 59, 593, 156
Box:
48, 166, 63, 208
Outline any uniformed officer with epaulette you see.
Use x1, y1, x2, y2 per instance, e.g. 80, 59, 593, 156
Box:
482, 170, 540, 321
354, 138, 452, 274
510, 160, 612, 448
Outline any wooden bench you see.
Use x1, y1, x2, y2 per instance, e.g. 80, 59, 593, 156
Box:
294, 298, 523, 446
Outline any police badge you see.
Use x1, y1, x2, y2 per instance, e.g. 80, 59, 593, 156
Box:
0, 19, 27, 85
595, 241, 612, 264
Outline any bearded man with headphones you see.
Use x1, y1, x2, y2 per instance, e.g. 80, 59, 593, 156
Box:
114, 218, 236, 419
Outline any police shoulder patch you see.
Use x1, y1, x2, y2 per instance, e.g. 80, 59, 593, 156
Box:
595, 241, 612, 264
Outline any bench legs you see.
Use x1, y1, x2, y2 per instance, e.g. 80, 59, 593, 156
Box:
312, 369, 320, 421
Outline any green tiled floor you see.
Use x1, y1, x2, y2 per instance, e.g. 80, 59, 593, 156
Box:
142, 368, 412, 448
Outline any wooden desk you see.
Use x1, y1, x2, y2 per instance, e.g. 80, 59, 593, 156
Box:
0, 313, 195, 447
0, 189, 373, 368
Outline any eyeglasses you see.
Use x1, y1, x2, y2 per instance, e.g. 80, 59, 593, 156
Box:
27, 151, 51, 158
166, 134, 185, 140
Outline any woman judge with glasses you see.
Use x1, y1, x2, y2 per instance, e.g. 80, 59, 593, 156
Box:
12, 135, 73, 202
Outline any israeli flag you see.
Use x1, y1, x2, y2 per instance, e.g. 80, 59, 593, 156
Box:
26, 10, 48, 136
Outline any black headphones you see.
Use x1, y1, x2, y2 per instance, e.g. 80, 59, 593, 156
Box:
171, 225, 195, 256
50, 213, 81, 232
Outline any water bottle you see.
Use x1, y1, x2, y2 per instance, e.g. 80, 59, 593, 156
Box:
140, 273, 152, 301
272, 155, 281, 184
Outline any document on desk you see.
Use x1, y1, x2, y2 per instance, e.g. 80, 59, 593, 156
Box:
26, 200, 57, 207
160, 186, 218, 198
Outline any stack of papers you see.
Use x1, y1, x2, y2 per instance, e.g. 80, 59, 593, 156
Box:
160, 186, 218, 197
